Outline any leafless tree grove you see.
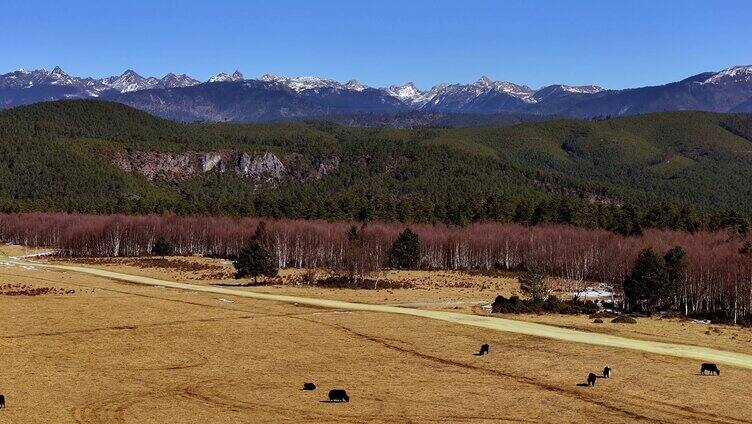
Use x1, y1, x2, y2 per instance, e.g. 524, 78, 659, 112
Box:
1, 212, 750, 318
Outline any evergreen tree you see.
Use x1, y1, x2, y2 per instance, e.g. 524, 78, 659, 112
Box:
623, 248, 672, 312
663, 246, 686, 296
716, 209, 749, 236
530, 202, 550, 226
233, 241, 278, 284
389, 228, 421, 269
152, 236, 174, 257
519, 267, 549, 302
514, 201, 532, 223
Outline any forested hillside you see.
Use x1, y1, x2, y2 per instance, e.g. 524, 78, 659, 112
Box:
2, 100, 752, 234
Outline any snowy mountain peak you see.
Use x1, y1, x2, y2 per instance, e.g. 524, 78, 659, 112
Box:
703, 65, 752, 85
259, 73, 277, 82
476, 76, 494, 87
209, 71, 244, 83
260, 74, 341, 92
461, 76, 536, 101
159, 73, 200, 89
344, 79, 367, 91
47, 66, 79, 86
386, 82, 424, 102
103, 70, 155, 93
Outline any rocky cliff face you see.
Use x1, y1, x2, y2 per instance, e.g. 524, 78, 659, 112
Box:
114, 152, 199, 180
237, 152, 286, 178
113, 150, 336, 182
199, 152, 225, 173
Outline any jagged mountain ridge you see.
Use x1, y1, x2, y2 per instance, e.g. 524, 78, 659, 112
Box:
0, 67, 200, 95
2, 65, 752, 120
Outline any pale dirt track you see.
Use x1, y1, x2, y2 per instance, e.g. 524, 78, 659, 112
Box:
12, 257, 752, 370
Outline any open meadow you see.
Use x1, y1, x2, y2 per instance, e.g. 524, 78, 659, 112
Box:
5, 3, 752, 423
1, 253, 752, 423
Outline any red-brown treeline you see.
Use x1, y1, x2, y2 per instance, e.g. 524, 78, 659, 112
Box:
1, 212, 750, 318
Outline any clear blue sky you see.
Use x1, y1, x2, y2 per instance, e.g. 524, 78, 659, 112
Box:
2, 0, 750, 90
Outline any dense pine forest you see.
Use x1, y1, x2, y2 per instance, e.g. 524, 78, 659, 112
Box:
2, 100, 752, 235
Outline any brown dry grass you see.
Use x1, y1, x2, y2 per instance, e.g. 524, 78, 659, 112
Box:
0, 244, 41, 257
509, 313, 752, 356
57, 258, 520, 309
2, 256, 752, 423
51, 256, 235, 281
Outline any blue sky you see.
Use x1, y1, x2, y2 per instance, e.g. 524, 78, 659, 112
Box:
2, 0, 750, 90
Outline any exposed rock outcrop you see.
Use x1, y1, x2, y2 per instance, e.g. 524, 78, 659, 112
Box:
112, 149, 339, 182
113, 150, 289, 181
115, 151, 197, 181
237, 152, 286, 179
199, 152, 225, 173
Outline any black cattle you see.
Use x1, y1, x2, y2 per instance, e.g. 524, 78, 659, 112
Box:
587, 373, 597, 387
328, 389, 349, 402
603, 366, 612, 378
0, 394, 4, 409
303, 382, 316, 391
479, 344, 490, 355
700, 363, 720, 375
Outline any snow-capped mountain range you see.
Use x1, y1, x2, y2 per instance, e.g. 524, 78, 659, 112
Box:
2, 65, 752, 122
0, 67, 201, 95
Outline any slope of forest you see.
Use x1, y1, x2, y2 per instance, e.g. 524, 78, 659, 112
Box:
2, 100, 752, 233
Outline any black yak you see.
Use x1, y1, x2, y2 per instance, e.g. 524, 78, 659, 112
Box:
603, 366, 611, 378
328, 389, 349, 402
0, 394, 4, 409
700, 363, 720, 375
587, 372, 597, 387
303, 382, 316, 390
479, 344, 489, 355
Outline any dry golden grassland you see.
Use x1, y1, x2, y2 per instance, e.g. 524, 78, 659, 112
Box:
1, 255, 751, 423
52, 257, 521, 308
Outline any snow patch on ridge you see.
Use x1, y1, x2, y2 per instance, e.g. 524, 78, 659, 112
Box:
702, 65, 752, 84
209, 70, 244, 83
558, 85, 604, 94
260, 74, 343, 92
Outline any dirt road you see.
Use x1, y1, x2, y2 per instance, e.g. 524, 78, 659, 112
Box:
12, 257, 752, 370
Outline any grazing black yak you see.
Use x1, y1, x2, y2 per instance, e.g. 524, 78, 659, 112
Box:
603, 366, 612, 378
328, 389, 349, 402
587, 372, 597, 387
303, 382, 316, 390
700, 363, 720, 375
479, 344, 489, 355
0, 394, 4, 409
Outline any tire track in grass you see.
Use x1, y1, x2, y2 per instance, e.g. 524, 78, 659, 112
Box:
297, 317, 660, 423
302, 318, 747, 424
13, 258, 752, 371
